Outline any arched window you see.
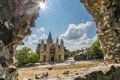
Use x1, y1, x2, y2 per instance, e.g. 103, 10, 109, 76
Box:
50, 45, 55, 55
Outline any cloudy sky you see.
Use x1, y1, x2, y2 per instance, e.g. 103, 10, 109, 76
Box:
17, 0, 97, 51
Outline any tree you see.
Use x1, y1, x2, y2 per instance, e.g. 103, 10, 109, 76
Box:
20, 47, 31, 54
64, 48, 71, 59
64, 51, 71, 59
15, 47, 39, 66
15, 50, 28, 65
87, 40, 104, 59
27, 52, 39, 63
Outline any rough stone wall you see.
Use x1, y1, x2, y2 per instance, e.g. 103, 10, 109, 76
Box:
73, 65, 120, 80
42, 64, 120, 80
81, 0, 120, 63
0, 0, 45, 79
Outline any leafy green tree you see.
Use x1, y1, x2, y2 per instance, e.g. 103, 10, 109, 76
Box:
20, 47, 31, 54
64, 51, 71, 59
15, 47, 39, 66
64, 48, 71, 59
27, 52, 39, 63
15, 50, 28, 65
87, 40, 103, 59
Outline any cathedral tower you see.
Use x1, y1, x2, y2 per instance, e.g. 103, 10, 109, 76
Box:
60, 39, 64, 61
40, 39, 45, 62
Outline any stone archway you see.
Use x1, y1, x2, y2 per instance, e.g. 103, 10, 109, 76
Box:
0, 0, 120, 79
51, 56, 54, 62
81, 0, 120, 63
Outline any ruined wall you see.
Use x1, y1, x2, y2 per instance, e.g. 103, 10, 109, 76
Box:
44, 64, 120, 80
74, 64, 120, 80
81, 0, 120, 63
0, 0, 45, 79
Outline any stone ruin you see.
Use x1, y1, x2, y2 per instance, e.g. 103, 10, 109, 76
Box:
0, 0, 120, 80
0, 0, 45, 79
81, 0, 120, 63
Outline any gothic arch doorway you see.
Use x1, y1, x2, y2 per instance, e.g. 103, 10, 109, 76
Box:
51, 56, 54, 62
43, 55, 46, 62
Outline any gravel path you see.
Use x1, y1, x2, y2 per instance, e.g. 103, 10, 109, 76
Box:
17, 60, 102, 71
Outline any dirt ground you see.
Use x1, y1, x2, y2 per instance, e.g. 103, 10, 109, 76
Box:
18, 61, 100, 79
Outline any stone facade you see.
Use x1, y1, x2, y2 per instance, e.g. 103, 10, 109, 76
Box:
36, 32, 64, 62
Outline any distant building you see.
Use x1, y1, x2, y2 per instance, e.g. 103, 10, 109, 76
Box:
36, 32, 64, 62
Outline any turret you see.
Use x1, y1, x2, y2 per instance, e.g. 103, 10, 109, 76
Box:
40, 39, 44, 52
56, 37, 58, 44
60, 39, 64, 45
36, 44, 40, 53
60, 39, 64, 61
41, 39, 44, 44
47, 32, 53, 43
60, 39, 64, 49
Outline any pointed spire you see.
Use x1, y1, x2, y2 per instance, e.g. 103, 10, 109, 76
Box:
47, 32, 53, 43
56, 37, 58, 44
60, 39, 64, 50
61, 39, 64, 44
41, 39, 44, 44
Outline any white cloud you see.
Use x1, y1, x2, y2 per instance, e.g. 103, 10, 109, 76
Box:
60, 21, 92, 42
37, 27, 45, 33
40, 34, 48, 40
17, 28, 47, 51
31, 34, 37, 38
17, 34, 48, 52
65, 35, 97, 51
59, 21, 97, 51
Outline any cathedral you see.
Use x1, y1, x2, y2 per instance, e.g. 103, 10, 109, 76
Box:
36, 32, 64, 62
